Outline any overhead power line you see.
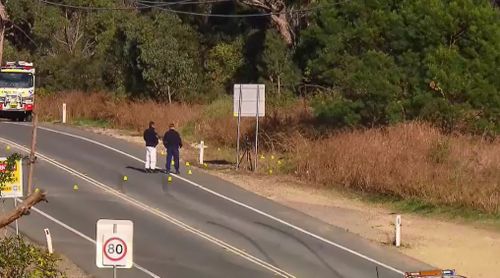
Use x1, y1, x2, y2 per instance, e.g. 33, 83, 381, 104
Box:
37, 0, 232, 10
38, 0, 351, 17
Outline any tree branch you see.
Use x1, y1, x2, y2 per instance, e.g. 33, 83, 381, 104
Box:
0, 190, 47, 229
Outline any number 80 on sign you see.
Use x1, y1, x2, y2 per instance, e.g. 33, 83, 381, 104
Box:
103, 237, 127, 264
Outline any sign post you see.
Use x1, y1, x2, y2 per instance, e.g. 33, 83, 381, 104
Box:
0, 157, 24, 235
96, 219, 133, 277
233, 84, 265, 171
236, 84, 243, 168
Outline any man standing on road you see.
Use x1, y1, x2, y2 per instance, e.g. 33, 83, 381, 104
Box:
163, 123, 183, 174
143, 121, 159, 173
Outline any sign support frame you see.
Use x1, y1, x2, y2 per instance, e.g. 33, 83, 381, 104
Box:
254, 85, 260, 171
233, 84, 265, 171
236, 84, 243, 169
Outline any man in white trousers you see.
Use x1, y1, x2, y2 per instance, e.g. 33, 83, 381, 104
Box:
143, 121, 159, 173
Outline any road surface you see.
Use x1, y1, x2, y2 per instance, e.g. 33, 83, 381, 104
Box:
0, 121, 430, 277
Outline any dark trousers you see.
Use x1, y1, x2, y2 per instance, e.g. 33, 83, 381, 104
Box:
166, 148, 180, 172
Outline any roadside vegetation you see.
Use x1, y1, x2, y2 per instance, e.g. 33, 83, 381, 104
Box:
0, 154, 65, 277
4, 0, 499, 217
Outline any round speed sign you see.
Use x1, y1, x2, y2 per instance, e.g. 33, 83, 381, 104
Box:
103, 237, 127, 262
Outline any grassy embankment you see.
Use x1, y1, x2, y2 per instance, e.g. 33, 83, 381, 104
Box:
37, 92, 500, 220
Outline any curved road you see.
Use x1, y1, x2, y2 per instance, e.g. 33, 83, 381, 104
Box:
0, 121, 429, 277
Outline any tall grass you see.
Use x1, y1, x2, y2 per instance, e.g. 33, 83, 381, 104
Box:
37, 92, 500, 214
37, 92, 200, 134
288, 123, 500, 214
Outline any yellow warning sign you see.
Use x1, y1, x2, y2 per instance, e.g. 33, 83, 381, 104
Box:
0, 157, 23, 198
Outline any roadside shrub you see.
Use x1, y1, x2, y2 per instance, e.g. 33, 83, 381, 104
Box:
0, 236, 64, 278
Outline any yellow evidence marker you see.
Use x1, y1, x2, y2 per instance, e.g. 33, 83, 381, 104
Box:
185, 162, 190, 166
5, 145, 10, 151
123, 175, 128, 181
167, 176, 173, 182
73, 184, 79, 191
188, 169, 192, 175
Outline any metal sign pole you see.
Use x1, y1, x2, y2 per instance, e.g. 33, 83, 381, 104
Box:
112, 223, 117, 278
14, 198, 18, 235
254, 85, 260, 172
236, 85, 243, 169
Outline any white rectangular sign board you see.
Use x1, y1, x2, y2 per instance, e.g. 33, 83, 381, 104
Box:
0, 157, 24, 198
96, 219, 133, 268
233, 84, 265, 117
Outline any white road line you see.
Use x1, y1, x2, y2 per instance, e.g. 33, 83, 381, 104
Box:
6, 123, 405, 275
0, 136, 295, 278
25, 204, 161, 278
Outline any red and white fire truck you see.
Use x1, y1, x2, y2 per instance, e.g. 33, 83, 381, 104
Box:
0, 61, 35, 122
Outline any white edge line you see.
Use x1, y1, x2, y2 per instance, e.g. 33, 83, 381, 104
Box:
24, 203, 161, 278
0, 136, 295, 278
7, 123, 405, 275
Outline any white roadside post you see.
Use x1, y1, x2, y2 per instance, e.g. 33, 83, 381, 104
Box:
395, 215, 401, 247
62, 103, 67, 124
96, 219, 134, 278
199, 141, 207, 165
44, 228, 53, 254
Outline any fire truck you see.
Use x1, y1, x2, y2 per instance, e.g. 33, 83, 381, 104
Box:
0, 61, 35, 122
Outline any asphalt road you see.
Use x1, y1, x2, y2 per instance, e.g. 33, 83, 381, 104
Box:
0, 121, 430, 278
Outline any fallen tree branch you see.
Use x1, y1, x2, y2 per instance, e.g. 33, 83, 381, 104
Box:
0, 190, 47, 229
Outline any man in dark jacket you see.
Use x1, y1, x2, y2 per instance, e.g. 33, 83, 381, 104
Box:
163, 123, 183, 174
143, 121, 159, 173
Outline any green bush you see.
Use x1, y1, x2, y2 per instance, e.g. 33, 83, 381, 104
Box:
0, 236, 64, 278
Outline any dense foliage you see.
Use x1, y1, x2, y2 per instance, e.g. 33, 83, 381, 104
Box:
4, 0, 500, 134
0, 236, 64, 278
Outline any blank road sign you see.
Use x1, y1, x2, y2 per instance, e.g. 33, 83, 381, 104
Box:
233, 84, 265, 117
96, 219, 133, 268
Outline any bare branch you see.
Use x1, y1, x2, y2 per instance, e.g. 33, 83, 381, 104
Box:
0, 190, 47, 229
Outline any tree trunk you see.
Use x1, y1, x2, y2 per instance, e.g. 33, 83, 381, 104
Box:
238, 0, 294, 45
270, 13, 294, 45
277, 75, 281, 97
0, 2, 8, 65
167, 85, 172, 104
0, 190, 47, 229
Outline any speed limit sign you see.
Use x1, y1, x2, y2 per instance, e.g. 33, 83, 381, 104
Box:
103, 235, 128, 265
96, 219, 133, 269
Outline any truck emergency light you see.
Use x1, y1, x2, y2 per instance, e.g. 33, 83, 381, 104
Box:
2, 61, 34, 71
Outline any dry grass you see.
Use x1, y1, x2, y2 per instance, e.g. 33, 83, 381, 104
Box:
37, 92, 500, 214
288, 123, 500, 214
36, 92, 200, 134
